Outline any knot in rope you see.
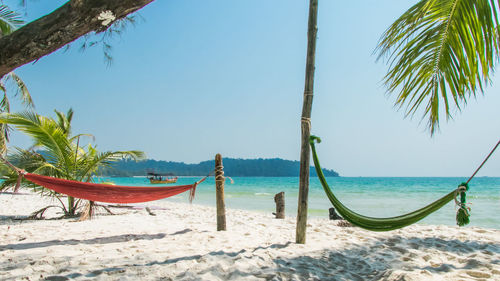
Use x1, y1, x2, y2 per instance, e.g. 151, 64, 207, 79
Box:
12, 169, 26, 193
455, 182, 470, 226
214, 164, 234, 184
215, 163, 225, 183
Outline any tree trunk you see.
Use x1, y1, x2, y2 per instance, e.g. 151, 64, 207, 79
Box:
296, 0, 319, 244
68, 196, 75, 216
329, 207, 343, 220
274, 192, 285, 219
0, 0, 154, 78
215, 154, 226, 231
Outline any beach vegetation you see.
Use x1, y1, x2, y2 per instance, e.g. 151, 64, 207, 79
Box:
99, 157, 339, 177
377, 0, 500, 134
0, 4, 23, 34
0, 4, 33, 154
0, 109, 145, 218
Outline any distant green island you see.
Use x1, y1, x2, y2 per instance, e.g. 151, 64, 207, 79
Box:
99, 158, 339, 177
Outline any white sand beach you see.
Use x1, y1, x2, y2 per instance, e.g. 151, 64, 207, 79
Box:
1, 192, 499, 281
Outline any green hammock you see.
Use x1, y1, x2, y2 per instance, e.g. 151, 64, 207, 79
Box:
309, 135, 470, 231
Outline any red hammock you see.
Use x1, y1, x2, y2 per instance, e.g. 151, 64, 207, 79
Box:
22, 173, 206, 204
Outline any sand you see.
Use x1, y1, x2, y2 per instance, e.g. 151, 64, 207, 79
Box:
1, 192, 499, 281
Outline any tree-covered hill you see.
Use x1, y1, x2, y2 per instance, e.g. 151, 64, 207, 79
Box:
99, 158, 339, 177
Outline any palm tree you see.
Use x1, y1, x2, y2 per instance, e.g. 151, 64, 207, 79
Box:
376, 0, 499, 134
0, 4, 34, 153
0, 110, 145, 217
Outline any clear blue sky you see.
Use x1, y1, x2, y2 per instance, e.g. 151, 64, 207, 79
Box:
5, 0, 500, 177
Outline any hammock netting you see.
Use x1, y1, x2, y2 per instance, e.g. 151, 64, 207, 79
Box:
22, 173, 204, 204
309, 136, 468, 231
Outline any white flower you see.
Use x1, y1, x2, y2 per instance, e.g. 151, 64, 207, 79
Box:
97, 10, 116, 26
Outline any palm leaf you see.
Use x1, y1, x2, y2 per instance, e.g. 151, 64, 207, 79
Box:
0, 148, 62, 192
0, 112, 75, 177
1, 110, 145, 218
0, 4, 23, 35
77, 146, 145, 182
0, 91, 11, 113
55, 108, 74, 135
376, 0, 499, 134
7, 72, 34, 109
69, 133, 94, 144
0, 92, 10, 153
0, 82, 6, 95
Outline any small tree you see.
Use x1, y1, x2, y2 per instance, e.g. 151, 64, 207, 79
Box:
0, 110, 144, 218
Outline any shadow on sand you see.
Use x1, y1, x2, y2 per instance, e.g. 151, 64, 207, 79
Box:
26, 232, 499, 281
0, 230, 195, 251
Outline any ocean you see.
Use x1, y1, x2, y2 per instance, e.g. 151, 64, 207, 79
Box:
98, 176, 500, 229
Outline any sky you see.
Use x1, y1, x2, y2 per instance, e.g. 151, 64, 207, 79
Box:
4, 0, 500, 177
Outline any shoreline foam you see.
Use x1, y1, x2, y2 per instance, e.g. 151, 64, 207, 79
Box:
1, 192, 499, 280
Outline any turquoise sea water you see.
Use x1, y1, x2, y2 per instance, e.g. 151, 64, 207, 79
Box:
98, 176, 500, 229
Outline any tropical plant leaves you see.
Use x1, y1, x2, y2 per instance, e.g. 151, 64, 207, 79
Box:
0, 4, 23, 35
0, 110, 145, 200
376, 0, 500, 134
8, 72, 34, 108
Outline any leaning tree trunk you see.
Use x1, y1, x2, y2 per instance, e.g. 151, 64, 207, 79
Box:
0, 0, 154, 79
296, 0, 319, 244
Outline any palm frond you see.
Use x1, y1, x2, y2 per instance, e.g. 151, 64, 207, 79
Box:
0, 148, 44, 191
0, 112, 75, 176
376, 0, 499, 134
0, 92, 11, 152
1, 110, 145, 217
66, 108, 74, 125
0, 4, 23, 35
7, 72, 33, 109
77, 146, 145, 182
54, 108, 74, 135
1, 148, 65, 192
69, 133, 94, 144
0, 92, 11, 113
0, 82, 6, 95
0, 124, 7, 154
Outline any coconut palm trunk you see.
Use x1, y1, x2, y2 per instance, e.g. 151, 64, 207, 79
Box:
296, 0, 319, 244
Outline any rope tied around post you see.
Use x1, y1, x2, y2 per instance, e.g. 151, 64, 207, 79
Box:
214, 164, 234, 184
303, 90, 314, 97
215, 163, 225, 183
455, 182, 470, 226
301, 117, 311, 131
215, 154, 227, 231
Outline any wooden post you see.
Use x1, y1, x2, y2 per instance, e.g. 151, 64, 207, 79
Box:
296, 0, 319, 244
215, 154, 227, 231
329, 207, 342, 220
274, 192, 285, 219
